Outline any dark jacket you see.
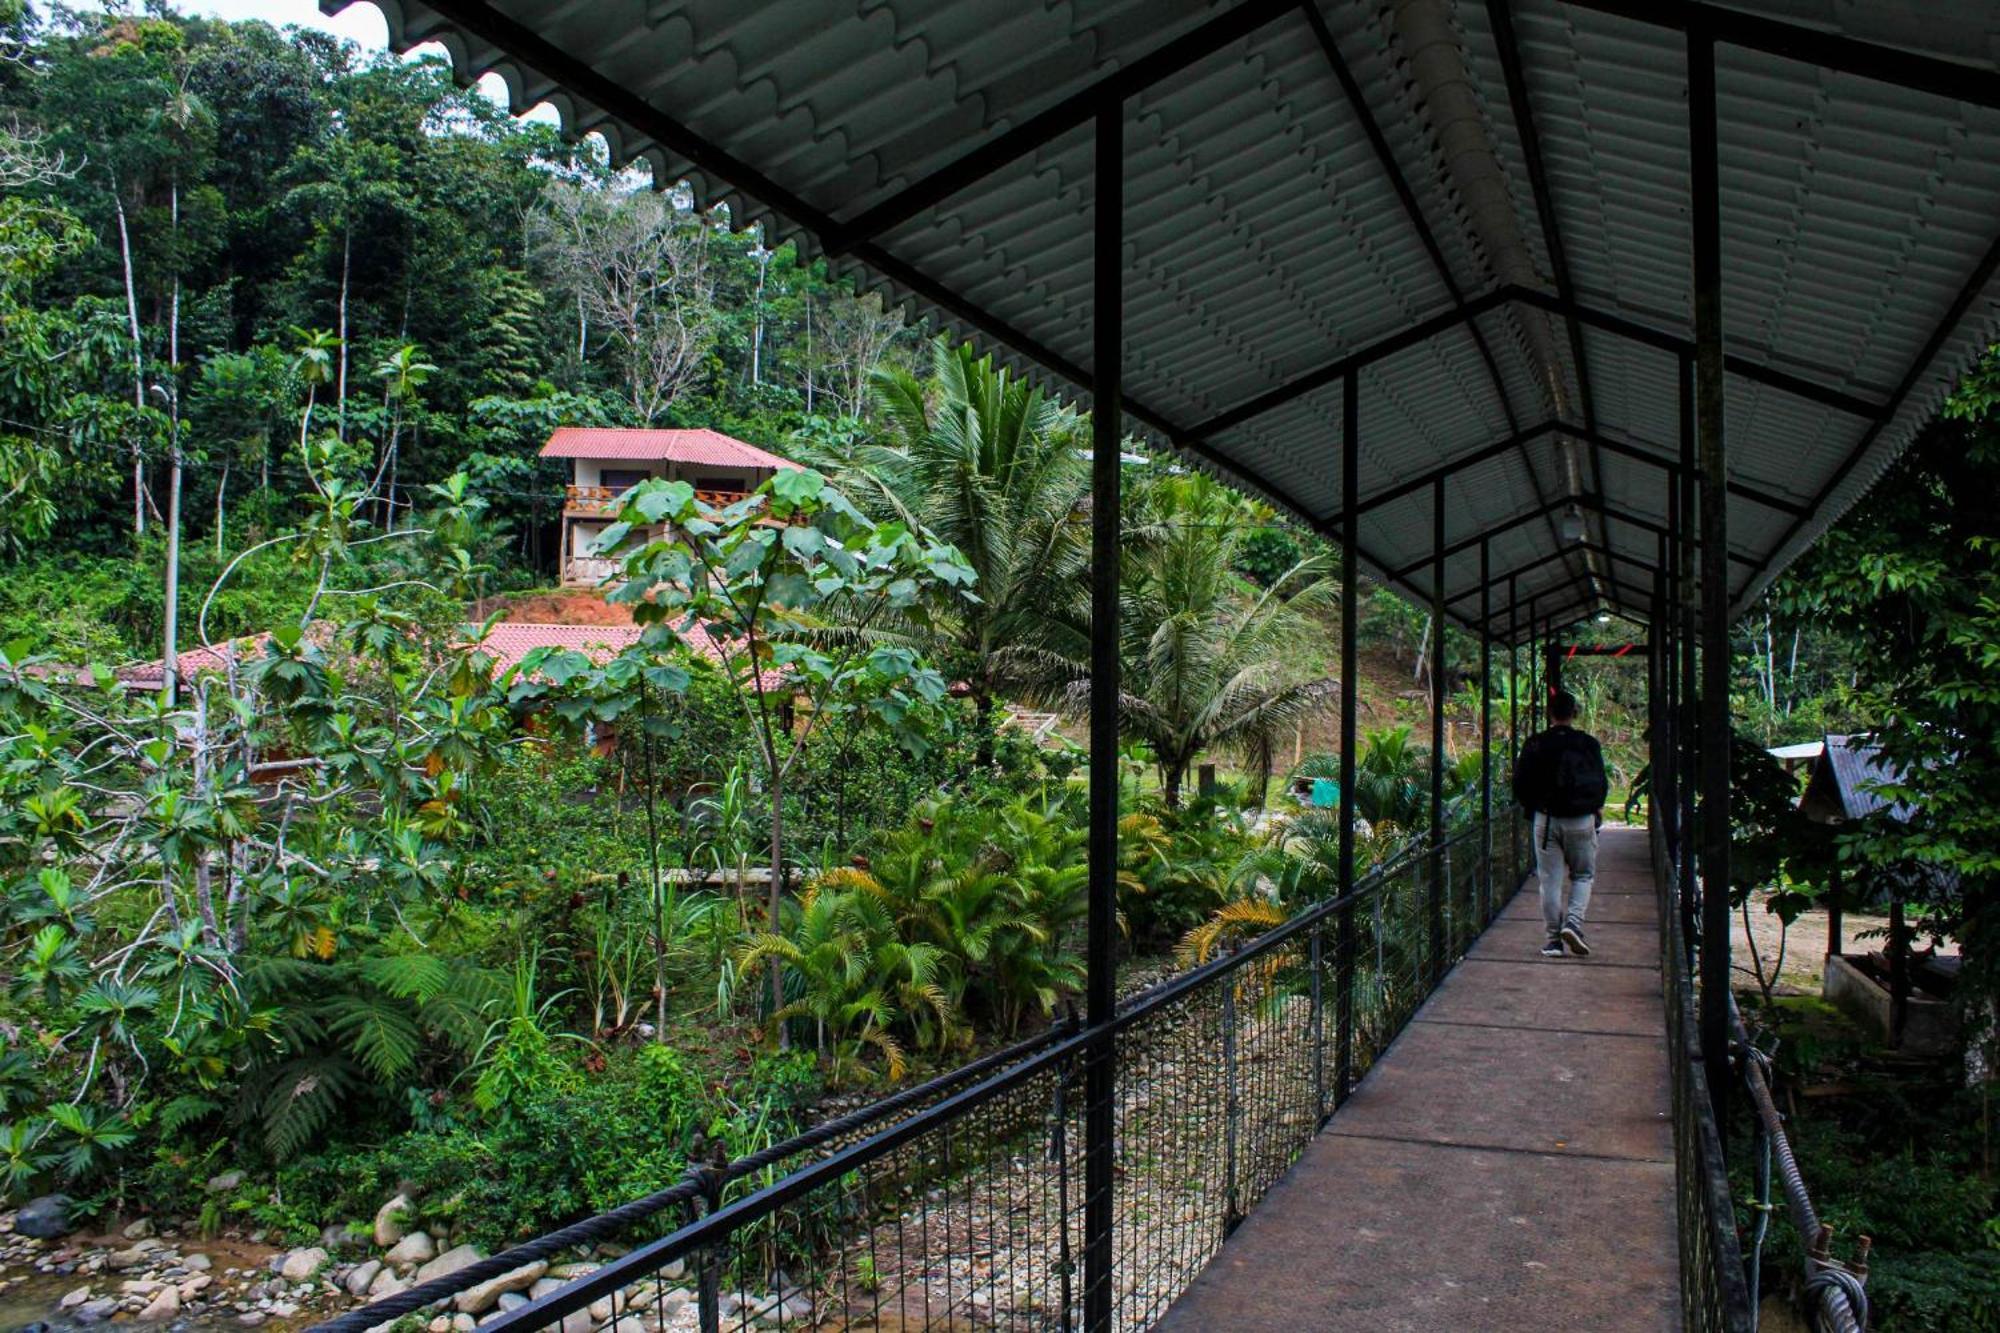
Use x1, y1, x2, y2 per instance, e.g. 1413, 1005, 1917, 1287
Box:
1512, 724, 1608, 817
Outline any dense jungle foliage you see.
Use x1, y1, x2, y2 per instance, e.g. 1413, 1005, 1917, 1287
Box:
0, 8, 1994, 1324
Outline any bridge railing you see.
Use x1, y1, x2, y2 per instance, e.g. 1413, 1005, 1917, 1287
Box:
320, 807, 1526, 1333
1651, 811, 1870, 1331
1650, 815, 1756, 1333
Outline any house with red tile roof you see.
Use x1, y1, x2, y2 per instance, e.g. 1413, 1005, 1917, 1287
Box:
541, 427, 801, 585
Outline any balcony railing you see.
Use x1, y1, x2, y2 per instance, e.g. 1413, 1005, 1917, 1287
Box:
564, 484, 753, 516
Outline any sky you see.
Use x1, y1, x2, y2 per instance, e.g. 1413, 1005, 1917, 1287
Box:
144, 0, 563, 124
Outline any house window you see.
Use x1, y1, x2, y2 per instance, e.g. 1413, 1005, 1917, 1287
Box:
600, 468, 651, 491
701, 476, 748, 494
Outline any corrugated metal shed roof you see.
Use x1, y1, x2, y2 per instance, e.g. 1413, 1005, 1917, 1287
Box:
539, 427, 800, 470
337, 0, 2000, 640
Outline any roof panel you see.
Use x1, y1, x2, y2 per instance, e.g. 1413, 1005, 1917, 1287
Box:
340, 0, 2000, 638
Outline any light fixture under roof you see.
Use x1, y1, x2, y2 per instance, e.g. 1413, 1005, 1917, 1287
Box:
1559, 504, 1587, 544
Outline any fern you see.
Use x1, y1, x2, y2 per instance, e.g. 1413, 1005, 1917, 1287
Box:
358, 953, 450, 1004
324, 993, 422, 1082
158, 1093, 222, 1136
253, 1056, 357, 1157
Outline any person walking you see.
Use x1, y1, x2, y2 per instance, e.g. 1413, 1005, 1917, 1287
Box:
1512, 689, 1609, 957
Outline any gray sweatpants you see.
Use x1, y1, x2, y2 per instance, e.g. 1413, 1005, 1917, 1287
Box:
1534, 812, 1598, 939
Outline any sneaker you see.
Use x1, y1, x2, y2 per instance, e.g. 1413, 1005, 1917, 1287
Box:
1540, 939, 1566, 958
1561, 925, 1592, 957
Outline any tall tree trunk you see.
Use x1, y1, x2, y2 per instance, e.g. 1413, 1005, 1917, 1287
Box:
163, 175, 183, 702
768, 762, 788, 1048
335, 226, 351, 444
215, 461, 229, 559
111, 176, 146, 538
641, 682, 668, 1044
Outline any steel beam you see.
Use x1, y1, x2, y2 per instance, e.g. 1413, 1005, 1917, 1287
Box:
1188, 290, 1515, 438
1561, 0, 2000, 111
824, 0, 1297, 252
1083, 102, 1121, 1333
1742, 227, 2000, 588
1508, 287, 1885, 420
1302, 0, 1522, 441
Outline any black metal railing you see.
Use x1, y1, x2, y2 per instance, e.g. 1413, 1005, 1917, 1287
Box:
1651, 808, 1869, 1331
1651, 815, 1756, 1333
320, 810, 1527, 1333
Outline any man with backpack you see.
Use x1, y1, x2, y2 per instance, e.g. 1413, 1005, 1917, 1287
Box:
1511, 689, 1609, 957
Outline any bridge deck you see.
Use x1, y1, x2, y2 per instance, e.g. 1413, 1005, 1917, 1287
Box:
1156, 826, 1677, 1331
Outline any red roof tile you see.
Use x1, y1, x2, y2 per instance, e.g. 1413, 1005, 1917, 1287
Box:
539, 427, 800, 471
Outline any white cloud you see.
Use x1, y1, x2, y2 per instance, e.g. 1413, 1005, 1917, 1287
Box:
123, 1, 564, 125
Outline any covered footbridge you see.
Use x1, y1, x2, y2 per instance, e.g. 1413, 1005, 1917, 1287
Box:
320, 1, 2000, 1328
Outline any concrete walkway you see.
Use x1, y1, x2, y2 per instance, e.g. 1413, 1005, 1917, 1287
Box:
1155, 826, 1677, 1331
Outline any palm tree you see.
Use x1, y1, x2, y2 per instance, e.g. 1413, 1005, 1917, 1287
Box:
1083, 473, 1341, 807
843, 341, 1092, 758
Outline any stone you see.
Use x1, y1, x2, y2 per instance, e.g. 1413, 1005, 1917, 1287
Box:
373, 1193, 414, 1248
546, 1263, 600, 1280
16, 1196, 74, 1240
122, 1217, 154, 1240
368, 1269, 408, 1299
74, 1297, 120, 1324
497, 1292, 529, 1312
278, 1246, 330, 1281
346, 1258, 384, 1297
270, 1301, 300, 1318
427, 1319, 450, 1333
384, 1231, 437, 1268
136, 1286, 181, 1322
528, 1279, 563, 1300
119, 1279, 163, 1296
179, 1274, 214, 1299
558, 1312, 593, 1333
415, 1242, 485, 1285
107, 1243, 159, 1270
185, 1253, 213, 1271
237, 1315, 266, 1327
660, 1257, 685, 1281
323, 1223, 357, 1251
207, 1170, 246, 1193
453, 1260, 548, 1314
59, 1286, 93, 1309
452, 1315, 475, 1332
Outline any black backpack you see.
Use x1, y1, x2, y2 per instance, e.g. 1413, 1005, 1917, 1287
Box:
1545, 732, 1609, 817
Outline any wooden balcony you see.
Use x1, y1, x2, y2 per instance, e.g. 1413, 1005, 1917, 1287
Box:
563, 484, 753, 517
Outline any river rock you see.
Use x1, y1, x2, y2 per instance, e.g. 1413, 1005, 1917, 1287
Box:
278, 1246, 329, 1281
453, 1260, 547, 1314
185, 1253, 213, 1271
180, 1274, 214, 1299
373, 1194, 414, 1248
384, 1231, 436, 1268
59, 1286, 93, 1310
346, 1259, 383, 1297
107, 1244, 160, 1271
368, 1268, 408, 1299
16, 1196, 74, 1240
206, 1170, 245, 1193
136, 1286, 180, 1322
121, 1217, 154, 1240
415, 1242, 484, 1285
74, 1298, 119, 1324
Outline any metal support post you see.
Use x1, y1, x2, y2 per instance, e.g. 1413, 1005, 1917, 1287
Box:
1335, 369, 1360, 1107
1083, 100, 1122, 1331
1429, 477, 1447, 976
1480, 538, 1493, 921
1690, 19, 1733, 1134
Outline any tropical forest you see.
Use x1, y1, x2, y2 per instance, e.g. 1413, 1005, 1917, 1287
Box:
0, 6, 1995, 1332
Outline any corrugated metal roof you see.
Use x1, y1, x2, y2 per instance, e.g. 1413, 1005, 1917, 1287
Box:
539, 427, 801, 470
337, 0, 2000, 639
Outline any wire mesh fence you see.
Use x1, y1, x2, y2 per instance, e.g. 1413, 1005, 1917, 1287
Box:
1651, 817, 1755, 1333
318, 817, 1523, 1333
